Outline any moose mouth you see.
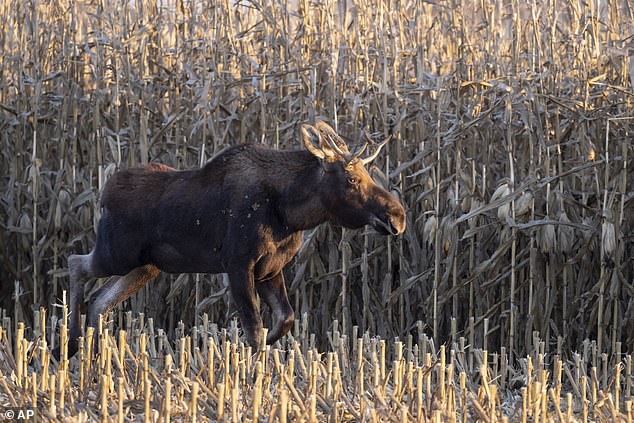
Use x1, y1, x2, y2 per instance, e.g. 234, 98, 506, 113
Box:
370, 215, 400, 236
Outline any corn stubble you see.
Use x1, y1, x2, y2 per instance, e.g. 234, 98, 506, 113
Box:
1, 0, 633, 420
1, 309, 633, 421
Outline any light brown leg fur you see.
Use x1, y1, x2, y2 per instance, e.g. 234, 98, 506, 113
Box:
87, 265, 161, 329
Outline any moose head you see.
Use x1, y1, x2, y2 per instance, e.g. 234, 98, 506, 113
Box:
301, 121, 406, 236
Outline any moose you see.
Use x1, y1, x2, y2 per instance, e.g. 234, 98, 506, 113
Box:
56, 120, 406, 358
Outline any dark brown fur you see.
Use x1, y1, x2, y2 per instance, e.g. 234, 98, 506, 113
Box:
54, 121, 406, 359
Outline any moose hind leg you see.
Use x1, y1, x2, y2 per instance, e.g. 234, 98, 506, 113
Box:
256, 272, 295, 345
87, 265, 161, 330
53, 252, 107, 360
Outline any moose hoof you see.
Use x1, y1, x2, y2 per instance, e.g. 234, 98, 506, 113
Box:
51, 338, 79, 362
266, 311, 295, 345
279, 312, 295, 336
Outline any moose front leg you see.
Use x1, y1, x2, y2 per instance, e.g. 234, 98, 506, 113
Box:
228, 269, 263, 348
256, 272, 295, 345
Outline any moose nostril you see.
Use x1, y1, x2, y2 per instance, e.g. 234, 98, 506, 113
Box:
389, 208, 406, 234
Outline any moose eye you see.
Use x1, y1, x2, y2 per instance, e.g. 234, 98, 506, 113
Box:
347, 177, 359, 186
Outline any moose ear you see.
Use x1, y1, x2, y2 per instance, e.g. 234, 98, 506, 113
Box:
302, 124, 333, 160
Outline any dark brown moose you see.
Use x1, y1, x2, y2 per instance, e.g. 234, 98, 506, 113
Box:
57, 121, 406, 358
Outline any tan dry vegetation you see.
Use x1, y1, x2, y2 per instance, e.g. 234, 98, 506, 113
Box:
1, 308, 634, 421
1, 0, 634, 418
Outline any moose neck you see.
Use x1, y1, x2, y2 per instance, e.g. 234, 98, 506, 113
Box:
267, 150, 330, 233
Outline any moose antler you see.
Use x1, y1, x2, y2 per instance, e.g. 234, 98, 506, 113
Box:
314, 120, 392, 165
314, 121, 350, 157
360, 134, 392, 165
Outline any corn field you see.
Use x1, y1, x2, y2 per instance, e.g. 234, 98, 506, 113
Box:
0, 0, 633, 419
